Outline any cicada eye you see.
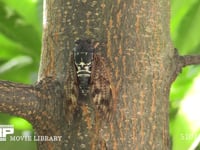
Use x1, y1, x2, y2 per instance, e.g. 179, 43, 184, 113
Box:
74, 54, 78, 64
85, 52, 94, 62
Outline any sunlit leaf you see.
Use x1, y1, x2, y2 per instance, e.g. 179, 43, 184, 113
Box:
9, 117, 32, 130
0, 55, 33, 74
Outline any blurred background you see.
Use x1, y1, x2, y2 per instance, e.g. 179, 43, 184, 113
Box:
170, 0, 200, 150
0, 0, 200, 149
0, 0, 42, 149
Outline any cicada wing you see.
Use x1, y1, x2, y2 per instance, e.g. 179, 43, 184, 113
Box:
90, 54, 113, 120
65, 53, 79, 120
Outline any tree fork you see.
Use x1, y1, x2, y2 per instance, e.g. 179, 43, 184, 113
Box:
0, 77, 65, 149
171, 49, 200, 83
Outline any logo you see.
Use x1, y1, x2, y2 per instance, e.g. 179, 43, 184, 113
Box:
0, 125, 14, 141
0, 125, 62, 142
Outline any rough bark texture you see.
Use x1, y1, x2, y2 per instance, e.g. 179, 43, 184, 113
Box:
40, 0, 173, 149
1, 0, 200, 150
0, 77, 65, 149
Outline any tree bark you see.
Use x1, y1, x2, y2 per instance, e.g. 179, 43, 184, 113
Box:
1, 0, 200, 150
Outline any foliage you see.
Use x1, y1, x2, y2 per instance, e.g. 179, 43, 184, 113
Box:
170, 0, 200, 149
0, 0, 41, 83
171, 0, 200, 55
0, 0, 42, 149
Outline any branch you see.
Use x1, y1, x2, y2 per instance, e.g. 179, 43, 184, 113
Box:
0, 77, 64, 126
0, 78, 66, 149
173, 48, 200, 67
171, 49, 200, 83
0, 81, 39, 120
179, 55, 200, 67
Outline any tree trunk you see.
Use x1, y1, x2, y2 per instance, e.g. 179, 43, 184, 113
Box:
1, 0, 200, 150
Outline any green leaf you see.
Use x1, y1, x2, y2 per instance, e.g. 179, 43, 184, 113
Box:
170, 66, 200, 102
171, 76, 200, 150
171, 0, 200, 54
9, 117, 32, 130
0, 1, 41, 54
0, 55, 33, 74
171, 112, 194, 150
1, 0, 42, 33
0, 34, 26, 59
